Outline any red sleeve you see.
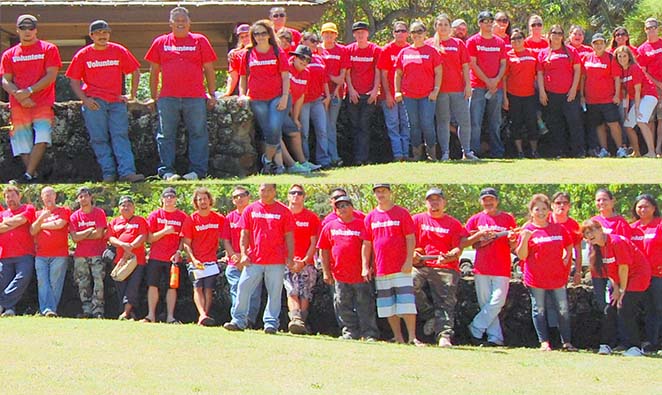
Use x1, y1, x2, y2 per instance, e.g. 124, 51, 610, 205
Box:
458, 40, 470, 64
377, 44, 391, 70
144, 37, 162, 64
637, 44, 649, 68
198, 35, 218, 64
499, 41, 507, 60
220, 215, 231, 240
394, 51, 404, 71
95, 209, 107, 229
238, 207, 250, 230
108, 218, 118, 238
373, 44, 382, 67
401, 208, 416, 236
433, 48, 443, 67
465, 215, 477, 233
216, 213, 225, 237
138, 217, 149, 236
0, 51, 13, 75
147, 211, 158, 233
310, 212, 321, 236
283, 208, 296, 233
364, 214, 373, 240
561, 226, 573, 247
238, 50, 248, 76
537, 49, 547, 72
65, 51, 84, 80
610, 56, 621, 78
570, 47, 581, 65
340, 46, 351, 69
22, 205, 36, 223
466, 36, 477, 57
45, 44, 62, 69
120, 46, 141, 74
181, 216, 194, 239
277, 49, 289, 73
613, 237, 633, 267
317, 226, 331, 249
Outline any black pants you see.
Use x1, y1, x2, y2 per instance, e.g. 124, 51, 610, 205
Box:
600, 290, 645, 348
346, 95, 377, 164
508, 94, 539, 142
542, 92, 585, 157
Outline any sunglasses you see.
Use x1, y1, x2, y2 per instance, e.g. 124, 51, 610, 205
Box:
496, 18, 509, 23
530, 22, 543, 27
394, 29, 408, 33
18, 25, 36, 31
307, 38, 319, 44
336, 203, 351, 209
550, 31, 564, 35
271, 13, 286, 19
614, 32, 628, 37
646, 25, 658, 30
289, 190, 305, 196
232, 192, 249, 199
553, 201, 570, 206
162, 194, 177, 199
296, 55, 311, 63
410, 29, 425, 34
511, 36, 524, 41
253, 31, 269, 37
480, 19, 494, 24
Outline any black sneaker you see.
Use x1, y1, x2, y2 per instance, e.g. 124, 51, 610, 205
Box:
264, 326, 278, 334
223, 322, 244, 331
10, 173, 37, 184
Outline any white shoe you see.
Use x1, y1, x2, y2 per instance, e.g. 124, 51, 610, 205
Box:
463, 151, 480, 160
162, 172, 181, 181
182, 171, 199, 181
1, 309, 16, 317
438, 336, 453, 348
623, 346, 644, 357
616, 147, 628, 158
598, 147, 610, 158
423, 318, 435, 336
598, 344, 612, 355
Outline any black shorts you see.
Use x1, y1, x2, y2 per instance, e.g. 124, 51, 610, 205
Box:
146, 259, 173, 288
586, 103, 620, 126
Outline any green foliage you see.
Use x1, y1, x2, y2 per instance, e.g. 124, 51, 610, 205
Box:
624, 0, 662, 45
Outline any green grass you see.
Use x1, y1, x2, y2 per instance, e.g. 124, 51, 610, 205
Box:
195, 158, 662, 184
2, 317, 660, 394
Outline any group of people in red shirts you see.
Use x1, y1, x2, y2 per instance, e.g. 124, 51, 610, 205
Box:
0, 184, 659, 356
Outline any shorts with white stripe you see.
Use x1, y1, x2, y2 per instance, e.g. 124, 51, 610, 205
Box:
375, 272, 417, 317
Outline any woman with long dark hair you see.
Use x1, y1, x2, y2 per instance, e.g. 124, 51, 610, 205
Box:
223, 24, 251, 97
609, 26, 637, 54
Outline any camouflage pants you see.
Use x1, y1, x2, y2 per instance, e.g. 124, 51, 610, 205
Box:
413, 266, 459, 339
74, 256, 105, 315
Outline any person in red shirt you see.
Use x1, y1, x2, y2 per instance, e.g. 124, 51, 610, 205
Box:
567, 25, 593, 56
503, 28, 540, 158
429, 14, 477, 160
451, 19, 468, 41
395, 21, 443, 161
224, 184, 295, 334
582, 219, 651, 357
0, 15, 61, 184
537, 25, 585, 158
523, 15, 549, 56
221, 186, 262, 328
318, 195, 378, 340
467, 11, 507, 158
239, 20, 290, 175
581, 33, 626, 158
629, 194, 662, 352
69, 187, 107, 318
182, 188, 225, 326
516, 194, 577, 352
637, 18, 662, 156
321, 187, 366, 228
320, 22, 349, 167
29, 186, 70, 317
346, 21, 381, 165
284, 184, 321, 334
377, 21, 411, 162
223, 24, 251, 97
0, 186, 36, 316
108, 196, 148, 320
269, 7, 301, 48
463, 187, 517, 346
616, 45, 659, 157
365, 184, 422, 345
549, 191, 583, 286
492, 12, 512, 51
145, 7, 217, 181
143, 187, 188, 324
66, 20, 143, 183
609, 26, 637, 54
412, 188, 468, 347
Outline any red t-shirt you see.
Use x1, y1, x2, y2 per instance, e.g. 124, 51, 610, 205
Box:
181, 211, 225, 263
227, 47, 246, 74
465, 211, 517, 277
413, 213, 468, 271
377, 41, 408, 99
523, 37, 549, 56
621, 62, 658, 98
519, 222, 573, 289
537, 46, 581, 94
239, 46, 289, 101
108, 215, 149, 265
582, 52, 620, 104
220, 209, 242, 264
317, 217, 367, 284
395, 44, 443, 98
505, 48, 538, 97
321, 209, 365, 228
147, 208, 187, 262
0, 204, 36, 258
631, 217, 662, 277
466, 34, 507, 89
65, 42, 140, 103
292, 208, 321, 264
239, 201, 295, 264
637, 39, 662, 83
305, 53, 327, 102
288, 60, 309, 103
35, 206, 71, 257
572, 44, 593, 57
0, 40, 61, 108
364, 205, 415, 276
321, 44, 350, 97
144, 32, 217, 98
346, 42, 381, 95
591, 214, 633, 277
425, 37, 470, 93
548, 215, 582, 246
69, 207, 107, 257
600, 234, 651, 292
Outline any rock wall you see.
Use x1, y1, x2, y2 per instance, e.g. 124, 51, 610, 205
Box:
14, 260, 623, 349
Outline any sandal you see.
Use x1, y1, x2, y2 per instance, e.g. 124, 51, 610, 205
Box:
539, 342, 552, 352
167, 319, 182, 325
563, 343, 578, 352
140, 317, 153, 323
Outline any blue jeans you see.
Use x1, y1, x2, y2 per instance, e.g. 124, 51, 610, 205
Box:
592, 276, 609, 314
646, 276, 662, 346
115, 265, 145, 308
326, 96, 342, 162
250, 96, 289, 149
381, 100, 410, 159
469, 274, 509, 344
35, 256, 68, 314
81, 99, 137, 178
404, 97, 436, 148
346, 95, 377, 163
528, 286, 572, 344
0, 255, 35, 311
225, 264, 262, 325
469, 88, 504, 157
301, 98, 331, 165
156, 97, 208, 177
436, 92, 472, 153
231, 264, 285, 330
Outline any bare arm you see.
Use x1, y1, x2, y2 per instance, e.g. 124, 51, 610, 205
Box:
320, 248, 333, 284
361, 240, 372, 281
0, 214, 27, 234
148, 62, 161, 100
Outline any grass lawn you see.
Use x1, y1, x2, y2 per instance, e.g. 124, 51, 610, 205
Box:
197, 158, 662, 184
2, 317, 660, 394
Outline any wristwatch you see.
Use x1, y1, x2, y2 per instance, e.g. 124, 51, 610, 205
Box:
27, 86, 34, 94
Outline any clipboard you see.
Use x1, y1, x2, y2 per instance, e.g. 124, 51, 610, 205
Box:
191, 262, 220, 280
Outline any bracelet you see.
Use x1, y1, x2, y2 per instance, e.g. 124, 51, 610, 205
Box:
27, 86, 34, 94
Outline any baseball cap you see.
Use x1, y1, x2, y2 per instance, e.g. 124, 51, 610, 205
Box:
76, 187, 92, 197
235, 24, 250, 35
161, 187, 177, 198
479, 187, 499, 200
425, 188, 445, 199
289, 44, 313, 59
372, 183, 391, 191
89, 20, 111, 33
477, 11, 494, 23
334, 195, 353, 207
352, 21, 370, 32
591, 33, 606, 43
118, 195, 134, 205
645, 18, 658, 28
321, 22, 338, 34
451, 19, 467, 28
16, 15, 37, 28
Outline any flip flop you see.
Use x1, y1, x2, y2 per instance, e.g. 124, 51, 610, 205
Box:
167, 319, 182, 324
140, 317, 153, 323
